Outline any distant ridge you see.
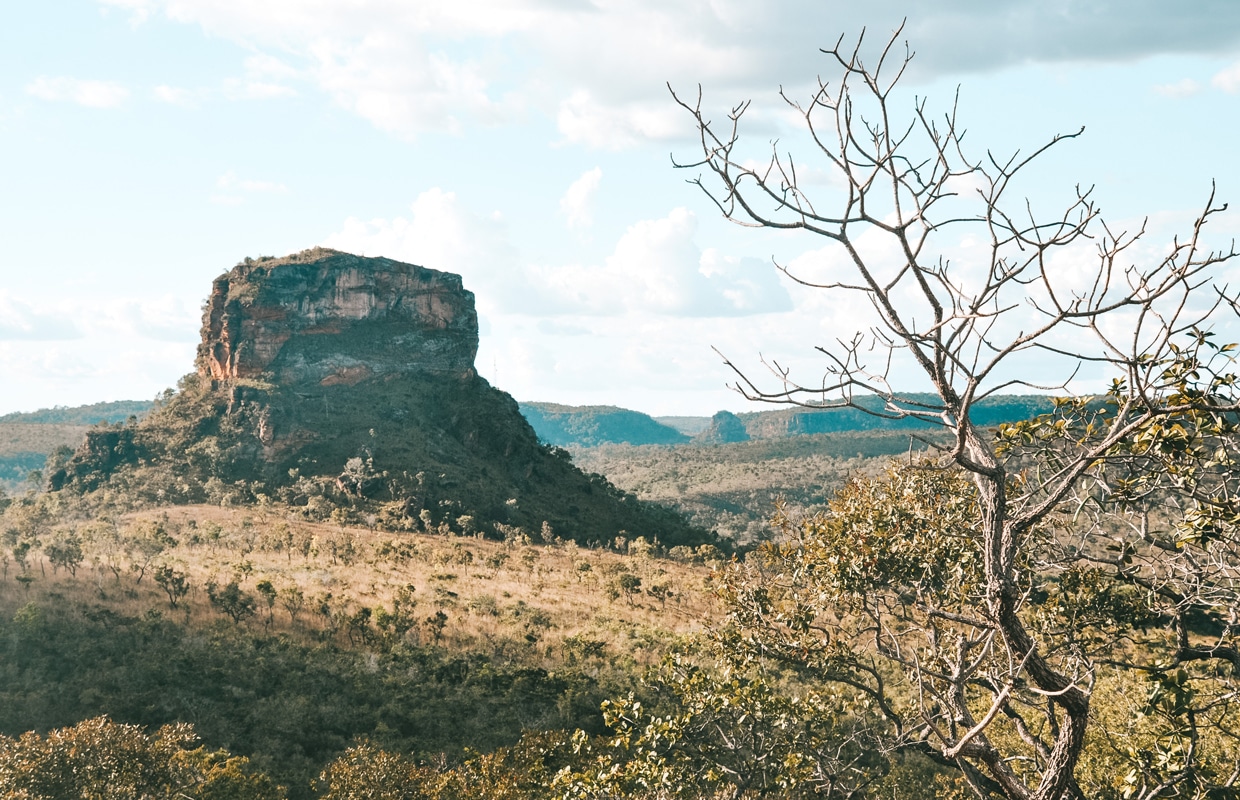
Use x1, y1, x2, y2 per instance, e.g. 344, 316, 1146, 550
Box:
737, 394, 1057, 438
518, 395, 1057, 448
0, 400, 154, 426
4, 393, 1059, 490
519, 402, 689, 447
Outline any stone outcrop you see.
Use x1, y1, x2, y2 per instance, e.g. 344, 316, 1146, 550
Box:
197, 248, 478, 386
692, 410, 750, 445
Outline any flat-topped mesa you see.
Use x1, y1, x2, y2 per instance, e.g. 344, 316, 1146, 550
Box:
197, 248, 478, 386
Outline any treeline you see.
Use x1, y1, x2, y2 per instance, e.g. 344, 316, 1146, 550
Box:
0, 400, 154, 426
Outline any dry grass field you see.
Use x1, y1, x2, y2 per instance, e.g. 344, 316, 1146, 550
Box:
0, 503, 722, 670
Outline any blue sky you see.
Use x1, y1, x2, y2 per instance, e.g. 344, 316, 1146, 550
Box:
2, 1, 1240, 416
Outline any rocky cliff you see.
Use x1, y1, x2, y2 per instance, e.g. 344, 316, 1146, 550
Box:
198, 248, 478, 386
52, 249, 713, 548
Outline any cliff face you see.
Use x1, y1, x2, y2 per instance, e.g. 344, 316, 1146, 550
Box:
197, 248, 478, 386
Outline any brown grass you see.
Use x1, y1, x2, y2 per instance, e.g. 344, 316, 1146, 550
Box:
1, 504, 722, 669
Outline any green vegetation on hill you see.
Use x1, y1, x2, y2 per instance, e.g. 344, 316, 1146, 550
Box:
0, 605, 622, 797
736, 393, 1056, 437
0, 400, 154, 426
0, 402, 155, 492
0, 450, 58, 488
0, 424, 91, 491
519, 394, 1055, 448
1, 394, 1058, 497
519, 402, 690, 447
48, 375, 714, 550
572, 430, 947, 540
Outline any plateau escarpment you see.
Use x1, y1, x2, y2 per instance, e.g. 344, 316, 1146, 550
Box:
51, 249, 712, 548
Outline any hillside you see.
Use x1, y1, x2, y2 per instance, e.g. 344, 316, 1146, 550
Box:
0, 402, 155, 490
0, 497, 721, 796
519, 402, 689, 447
0, 400, 154, 426
520, 394, 1056, 447
570, 429, 948, 540
736, 393, 1057, 437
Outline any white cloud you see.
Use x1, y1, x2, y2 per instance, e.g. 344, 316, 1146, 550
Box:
555, 91, 686, 150
309, 35, 521, 138
26, 76, 129, 108
0, 293, 83, 340
0, 337, 197, 415
98, 0, 154, 25
153, 84, 197, 106
245, 53, 299, 80
0, 290, 197, 346
324, 196, 790, 318
322, 188, 520, 310
524, 208, 792, 317
1153, 78, 1202, 98
222, 79, 298, 100
99, 296, 200, 342
1212, 61, 1240, 93
154, 54, 299, 107
213, 171, 289, 203
95, 1, 1240, 146
560, 167, 602, 230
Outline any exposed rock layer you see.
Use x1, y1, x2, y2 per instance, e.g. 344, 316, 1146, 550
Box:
198, 248, 478, 386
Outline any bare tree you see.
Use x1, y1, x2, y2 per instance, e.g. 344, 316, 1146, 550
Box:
672, 24, 1240, 800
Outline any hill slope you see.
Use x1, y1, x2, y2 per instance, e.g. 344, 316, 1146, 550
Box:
519, 402, 689, 447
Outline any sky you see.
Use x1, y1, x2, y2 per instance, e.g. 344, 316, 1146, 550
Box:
2, 1, 1240, 417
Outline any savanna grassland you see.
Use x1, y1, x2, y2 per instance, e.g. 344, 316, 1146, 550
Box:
571, 430, 946, 540
0, 490, 728, 797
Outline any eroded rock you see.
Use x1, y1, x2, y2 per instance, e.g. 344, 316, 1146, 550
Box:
197, 248, 478, 386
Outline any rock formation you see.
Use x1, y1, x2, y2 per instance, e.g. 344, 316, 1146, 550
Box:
198, 248, 478, 386
692, 410, 750, 445
51, 248, 714, 549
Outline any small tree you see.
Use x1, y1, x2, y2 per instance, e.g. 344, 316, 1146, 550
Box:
0, 716, 283, 799
255, 579, 277, 625
279, 585, 305, 626
424, 609, 448, 646
45, 532, 84, 577
616, 573, 642, 607
154, 565, 190, 610
128, 521, 176, 585
207, 580, 257, 624
673, 24, 1240, 800
645, 582, 671, 610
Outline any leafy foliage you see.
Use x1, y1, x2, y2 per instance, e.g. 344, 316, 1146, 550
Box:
0, 716, 283, 799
